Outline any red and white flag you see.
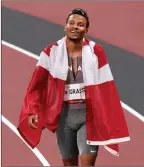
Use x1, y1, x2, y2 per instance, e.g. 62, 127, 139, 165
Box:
17, 37, 130, 156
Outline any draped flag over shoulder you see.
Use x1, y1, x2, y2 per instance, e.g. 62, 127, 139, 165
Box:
17, 37, 130, 156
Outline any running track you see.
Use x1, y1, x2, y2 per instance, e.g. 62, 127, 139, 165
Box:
2, 1, 144, 166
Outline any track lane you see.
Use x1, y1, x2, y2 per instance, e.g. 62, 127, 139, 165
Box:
2, 45, 50, 166
2, 123, 42, 166
2, 1, 144, 56
2, 44, 144, 166
2, 7, 144, 116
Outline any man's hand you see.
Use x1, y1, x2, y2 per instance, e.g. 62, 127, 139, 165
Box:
28, 114, 38, 129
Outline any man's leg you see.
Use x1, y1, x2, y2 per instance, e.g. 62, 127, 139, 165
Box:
62, 155, 78, 166
79, 154, 97, 166
77, 124, 99, 166
56, 107, 79, 166
56, 127, 79, 166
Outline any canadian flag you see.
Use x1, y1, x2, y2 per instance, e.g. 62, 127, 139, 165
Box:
17, 37, 130, 156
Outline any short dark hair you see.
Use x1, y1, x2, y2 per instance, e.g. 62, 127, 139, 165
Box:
66, 8, 90, 28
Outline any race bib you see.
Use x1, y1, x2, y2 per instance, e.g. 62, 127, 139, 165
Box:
64, 83, 85, 101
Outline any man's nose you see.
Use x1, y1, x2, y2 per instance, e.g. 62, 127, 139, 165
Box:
72, 24, 78, 29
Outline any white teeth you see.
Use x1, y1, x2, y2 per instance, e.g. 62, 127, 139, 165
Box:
71, 31, 78, 34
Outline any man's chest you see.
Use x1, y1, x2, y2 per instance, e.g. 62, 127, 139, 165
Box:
67, 56, 83, 84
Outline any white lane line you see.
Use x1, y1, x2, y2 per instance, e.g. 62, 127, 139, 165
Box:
1, 115, 50, 166
2, 40, 39, 60
2, 40, 144, 123
121, 102, 144, 122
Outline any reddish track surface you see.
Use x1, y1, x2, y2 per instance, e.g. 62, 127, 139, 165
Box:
2, 1, 144, 56
2, 45, 144, 166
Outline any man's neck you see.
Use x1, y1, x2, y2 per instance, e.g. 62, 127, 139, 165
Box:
66, 37, 83, 54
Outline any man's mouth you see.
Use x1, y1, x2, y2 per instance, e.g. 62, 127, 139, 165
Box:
70, 31, 79, 35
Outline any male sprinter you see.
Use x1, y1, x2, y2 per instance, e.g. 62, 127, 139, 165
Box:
22, 8, 130, 166
29, 8, 98, 166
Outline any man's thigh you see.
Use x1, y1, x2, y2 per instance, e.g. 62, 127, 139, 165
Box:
56, 127, 79, 159
77, 124, 99, 156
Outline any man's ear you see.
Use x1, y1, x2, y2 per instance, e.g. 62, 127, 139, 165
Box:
85, 28, 88, 33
